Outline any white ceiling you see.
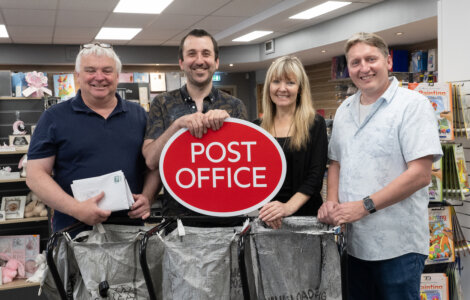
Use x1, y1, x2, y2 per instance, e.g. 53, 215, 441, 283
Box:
0, 0, 437, 71
0, 0, 383, 46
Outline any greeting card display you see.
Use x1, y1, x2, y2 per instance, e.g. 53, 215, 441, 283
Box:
53, 73, 76, 100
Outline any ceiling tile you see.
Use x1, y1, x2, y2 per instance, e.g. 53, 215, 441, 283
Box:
52, 37, 91, 44
135, 28, 182, 40
3, 9, 56, 27
148, 14, 205, 30
57, 0, 118, 11
163, 0, 231, 15
103, 13, 156, 28
192, 16, 245, 31
7, 26, 53, 43
212, 0, 284, 17
161, 38, 182, 46
0, 0, 58, 10
56, 10, 110, 27
53, 26, 98, 39
127, 39, 167, 46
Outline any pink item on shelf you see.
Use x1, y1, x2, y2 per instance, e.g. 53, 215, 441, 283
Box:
22, 71, 52, 97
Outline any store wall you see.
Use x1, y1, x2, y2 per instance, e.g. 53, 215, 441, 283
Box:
214, 71, 257, 121
437, 0, 470, 83
437, 0, 470, 295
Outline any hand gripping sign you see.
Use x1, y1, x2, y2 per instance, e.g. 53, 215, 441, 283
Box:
159, 118, 286, 216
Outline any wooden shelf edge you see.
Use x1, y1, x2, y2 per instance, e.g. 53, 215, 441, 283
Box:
0, 278, 39, 291
0, 149, 28, 155
0, 97, 42, 100
0, 178, 26, 183
0, 216, 48, 224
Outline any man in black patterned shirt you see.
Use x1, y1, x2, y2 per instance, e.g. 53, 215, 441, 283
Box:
143, 29, 247, 216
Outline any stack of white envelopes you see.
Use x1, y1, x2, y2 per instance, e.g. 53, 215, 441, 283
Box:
71, 170, 134, 211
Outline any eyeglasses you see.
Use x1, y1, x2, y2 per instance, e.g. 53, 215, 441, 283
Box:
80, 42, 113, 50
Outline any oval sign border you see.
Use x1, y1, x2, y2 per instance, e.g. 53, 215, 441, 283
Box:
159, 117, 287, 217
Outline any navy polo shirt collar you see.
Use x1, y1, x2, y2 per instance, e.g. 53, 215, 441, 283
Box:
71, 90, 128, 116
180, 84, 218, 103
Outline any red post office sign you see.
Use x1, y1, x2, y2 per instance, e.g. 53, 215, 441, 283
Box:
159, 118, 286, 216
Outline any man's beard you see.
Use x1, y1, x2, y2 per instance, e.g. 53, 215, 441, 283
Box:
187, 71, 214, 88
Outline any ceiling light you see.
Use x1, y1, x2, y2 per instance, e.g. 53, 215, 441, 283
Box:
233, 31, 273, 42
321, 50, 327, 53
0, 25, 8, 38
290, 1, 351, 20
229, 64, 234, 67
114, 0, 173, 14
396, 32, 404, 36
96, 27, 142, 40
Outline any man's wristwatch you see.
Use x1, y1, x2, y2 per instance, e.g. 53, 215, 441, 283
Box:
362, 196, 376, 214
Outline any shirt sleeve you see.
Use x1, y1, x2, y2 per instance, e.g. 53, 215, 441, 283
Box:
145, 95, 165, 140
232, 97, 248, 120
27, 110, 57, 160
399, 93, 443, 163
328, 106, 345, 162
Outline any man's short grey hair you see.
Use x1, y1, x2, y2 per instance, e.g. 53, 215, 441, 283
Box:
75, 45, 122, 73
344, 32, 389, 59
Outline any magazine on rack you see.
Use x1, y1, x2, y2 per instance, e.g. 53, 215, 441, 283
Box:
427, 206, 455, 265
420, 273, 449, 300
409, 82, 454, 141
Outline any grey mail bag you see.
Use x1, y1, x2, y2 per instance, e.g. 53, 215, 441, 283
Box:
42, 224, 163, 300
157, 224, 238, 300
243, 217, 342, 300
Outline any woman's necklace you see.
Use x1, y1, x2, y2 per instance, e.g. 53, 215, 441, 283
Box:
273, 120, 294, 151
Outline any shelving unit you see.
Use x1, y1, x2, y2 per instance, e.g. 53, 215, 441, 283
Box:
0, 97, 49, 297
0, 149, 28, 155
0, 178, 26, 183
0, 279, 39, 291
0, 216, 47, 225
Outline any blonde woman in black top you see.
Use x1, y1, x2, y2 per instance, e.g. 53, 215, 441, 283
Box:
255, 56, 328, 229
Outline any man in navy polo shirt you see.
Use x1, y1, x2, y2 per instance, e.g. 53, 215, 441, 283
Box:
26, 43, 159, 233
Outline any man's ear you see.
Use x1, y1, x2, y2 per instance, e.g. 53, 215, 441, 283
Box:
387, 55, 393, 71
179, 59, 184, 71
215, 58, 219, 70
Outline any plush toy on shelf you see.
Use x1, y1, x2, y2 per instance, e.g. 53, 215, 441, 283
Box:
18, 154, 27, 178
0, 253, 25, 284
24, 192, 48, 218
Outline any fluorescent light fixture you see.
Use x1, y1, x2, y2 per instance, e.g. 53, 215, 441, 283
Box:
290, 1, 351, 20
233, 31, 273, 42
96, 27, 142, 40
114, 0, 173, 14
0, 25, 8, 38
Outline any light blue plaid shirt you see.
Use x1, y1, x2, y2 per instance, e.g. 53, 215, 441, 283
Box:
329, 77, 443, 260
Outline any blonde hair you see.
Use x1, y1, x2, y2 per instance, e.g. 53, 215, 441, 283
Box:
260, 56, 316, 151
344, 32, 389, 59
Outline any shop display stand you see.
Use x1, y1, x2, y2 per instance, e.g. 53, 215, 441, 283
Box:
0, 97, 49, 297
